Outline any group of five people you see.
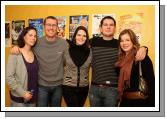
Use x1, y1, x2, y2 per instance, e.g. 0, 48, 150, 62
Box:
6, 16, 155, 107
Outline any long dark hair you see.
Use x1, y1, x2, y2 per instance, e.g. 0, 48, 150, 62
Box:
71, 26, 90, 49
18, 26, 37, 48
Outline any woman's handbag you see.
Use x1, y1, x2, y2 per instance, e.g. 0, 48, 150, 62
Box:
122, 62, 149, 100
138, 61, 149, 98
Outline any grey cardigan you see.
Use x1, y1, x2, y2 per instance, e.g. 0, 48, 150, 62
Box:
63, 47, 92, 87
6, 54, 28, 98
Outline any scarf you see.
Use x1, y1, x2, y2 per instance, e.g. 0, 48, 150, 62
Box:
115, 49, 136, 98
69, 41, 90, 67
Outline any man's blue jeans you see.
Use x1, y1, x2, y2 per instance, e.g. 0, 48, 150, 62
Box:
89, 85, 118, 107
37, 85, 62, 107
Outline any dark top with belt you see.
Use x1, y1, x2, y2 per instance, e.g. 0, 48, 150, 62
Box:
90, 37, 119, 86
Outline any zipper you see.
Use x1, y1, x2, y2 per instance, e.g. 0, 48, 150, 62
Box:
77, 67, 80, 87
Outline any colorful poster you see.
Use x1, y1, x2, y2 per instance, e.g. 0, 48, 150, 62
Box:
69, 15, 89, 40
12, 20, 25, 45
118, 13, 143, 41
29, 18, 43, 38
92, 14, 115, 38
55, 16, 66, 39
5, 21, 11, 47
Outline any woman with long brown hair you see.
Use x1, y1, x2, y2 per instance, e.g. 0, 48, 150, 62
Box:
115, 29, 155, 107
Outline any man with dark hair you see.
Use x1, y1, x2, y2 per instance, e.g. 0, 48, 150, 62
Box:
89, 16, 147, 107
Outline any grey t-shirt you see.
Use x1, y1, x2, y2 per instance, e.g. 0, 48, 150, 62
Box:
33, 36, 67, 86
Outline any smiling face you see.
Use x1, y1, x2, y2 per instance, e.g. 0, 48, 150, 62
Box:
120, 33, 134, 54
44, 18, 58, 39
75, 29, 87, 46
24, 29, 37, 47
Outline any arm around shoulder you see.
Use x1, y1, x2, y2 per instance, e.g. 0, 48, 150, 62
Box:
10, 45, 20, 55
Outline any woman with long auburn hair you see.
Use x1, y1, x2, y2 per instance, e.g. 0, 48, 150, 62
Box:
115, 29, 155, 107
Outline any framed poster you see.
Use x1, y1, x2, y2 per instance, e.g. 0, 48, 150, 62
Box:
29, 18, 43, 38
12, 20, 25, 45
5, 21, 11, 47
69, 15, 89, 40
55, 16, 66, 39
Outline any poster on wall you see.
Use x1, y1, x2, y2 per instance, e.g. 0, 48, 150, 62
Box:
69, 15, 89, 40
12, 20, 25, 45
92, 14, 115, 38
5, 21, 11, 47
55, 16, 66, 39
118, 13, 143, 41
29, 18, 43, 38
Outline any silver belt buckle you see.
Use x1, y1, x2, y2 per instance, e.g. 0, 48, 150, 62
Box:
106, 81, 110, 84
99, 84, 103, 87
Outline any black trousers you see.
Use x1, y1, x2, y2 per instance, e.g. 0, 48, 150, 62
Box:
120, 97, 155, 107
62, 85, 89, 107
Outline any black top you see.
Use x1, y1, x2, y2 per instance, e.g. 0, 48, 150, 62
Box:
68, 40, 90, 67
22, 54, 38, 103
90, 37, 119, 84
90, 36, 118, 48
124, 55, 155, 106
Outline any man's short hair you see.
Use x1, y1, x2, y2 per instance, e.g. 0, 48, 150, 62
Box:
100, 16, 116, 27
44, 16, 58, 25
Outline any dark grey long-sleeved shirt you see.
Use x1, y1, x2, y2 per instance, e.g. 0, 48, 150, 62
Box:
90, 37, 119, 85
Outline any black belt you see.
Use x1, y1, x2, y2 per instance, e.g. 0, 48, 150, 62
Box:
91, 82, 118, 87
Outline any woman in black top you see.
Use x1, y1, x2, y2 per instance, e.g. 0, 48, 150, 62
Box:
62, 26, 91, 107
115, 29, 155, 107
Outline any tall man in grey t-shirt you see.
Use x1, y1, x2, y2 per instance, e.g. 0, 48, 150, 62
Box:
34, 16, 67, 107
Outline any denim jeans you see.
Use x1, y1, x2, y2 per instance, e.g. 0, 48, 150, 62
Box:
89, 85, 118, 107
37, 85, 62, 107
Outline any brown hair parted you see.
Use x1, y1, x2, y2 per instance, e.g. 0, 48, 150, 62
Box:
118, 29, 140, 56
72, 26, 90, 49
